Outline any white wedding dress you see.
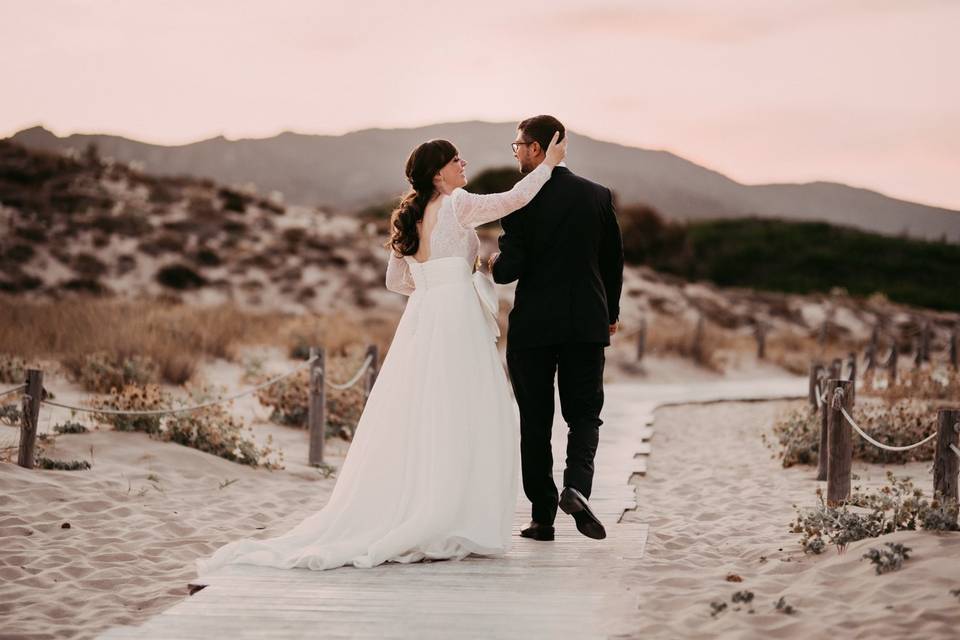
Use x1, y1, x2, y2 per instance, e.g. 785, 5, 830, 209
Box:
194, 162, 555, 575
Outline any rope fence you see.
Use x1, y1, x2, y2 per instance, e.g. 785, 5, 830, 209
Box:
10, 344, 380, 471
0, 384, 26, 400
807, 359, 960, 525
324, 354, 374, 391
39, 356, 320, 417
840, 406, 938, 452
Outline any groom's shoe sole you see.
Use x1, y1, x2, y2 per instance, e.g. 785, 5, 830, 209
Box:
520, 524, 555, 541
559, 487, 607, 540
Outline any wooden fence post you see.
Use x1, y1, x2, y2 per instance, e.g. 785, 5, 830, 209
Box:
932, 408, 959, 524
829, 358, 842, 382
864, 342, 876, 374
914, 323, 931, 368
808, 362, 824, 411
816, 378, 830, 482
755, 322, 767, 360
887, 346, 898, 385
17, 369, 43, 469
949, 327, 958, 370
364, 344, 379, 401
691, 315, 705, 364
308, 347, 325, 466
864, 325, 880, 372
846, 352, 857, 404
826, 378, 854, 506
636, 318, 647, 363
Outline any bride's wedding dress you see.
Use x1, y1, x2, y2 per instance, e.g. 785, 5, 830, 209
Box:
195, 162, 556, 574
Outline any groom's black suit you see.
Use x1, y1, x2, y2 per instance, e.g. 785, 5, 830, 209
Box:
492, 164, 624, 527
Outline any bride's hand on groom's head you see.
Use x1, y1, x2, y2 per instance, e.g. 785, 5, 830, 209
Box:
545, 131, 567, 167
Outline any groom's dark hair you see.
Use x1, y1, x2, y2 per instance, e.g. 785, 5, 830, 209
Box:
517, 115, 565, 155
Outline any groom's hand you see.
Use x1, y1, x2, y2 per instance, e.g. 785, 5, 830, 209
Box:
487, 252, 500, 272
609, 321, 619, 336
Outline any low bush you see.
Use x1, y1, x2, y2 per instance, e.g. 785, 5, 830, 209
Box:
89, 384, 169, 434
0, 353, 26, 384
256, 347, 369, 439
53, 421, 88, 434
36, 457, 91, 471
165, 386, 283, 469
64, 352, 159, 394
87, 383, 282, 468
793, 472, 959, 554
862, 542, 911, 575
771, 399, 939, 466
156, 264, 207, 290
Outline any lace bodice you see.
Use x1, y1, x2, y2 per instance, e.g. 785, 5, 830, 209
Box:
386, 162, 553, 295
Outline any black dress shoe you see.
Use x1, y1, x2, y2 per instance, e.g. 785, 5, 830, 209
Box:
520, 521, 555, 541
559, 487, 606, 540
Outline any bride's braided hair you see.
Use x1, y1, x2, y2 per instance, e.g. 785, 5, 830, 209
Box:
387, 139, 457, 257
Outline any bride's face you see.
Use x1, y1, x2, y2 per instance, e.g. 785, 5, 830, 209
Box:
435, 155, 468, 193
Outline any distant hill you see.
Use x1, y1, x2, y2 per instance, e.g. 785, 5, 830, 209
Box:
619, 212, 960, 312
10, 122, 960, 242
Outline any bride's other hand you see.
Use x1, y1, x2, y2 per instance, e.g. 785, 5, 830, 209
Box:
544, 131, 567, 167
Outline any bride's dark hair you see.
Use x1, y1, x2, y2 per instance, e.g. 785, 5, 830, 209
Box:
387, 139, 458, 256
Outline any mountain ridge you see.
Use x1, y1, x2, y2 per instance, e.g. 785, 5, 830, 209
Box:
9, 122, 960, 242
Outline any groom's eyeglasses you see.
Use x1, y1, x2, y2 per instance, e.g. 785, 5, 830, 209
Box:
511, 141, 534, 153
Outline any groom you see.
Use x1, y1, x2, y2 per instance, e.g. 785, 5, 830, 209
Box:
490, 115, 624, 541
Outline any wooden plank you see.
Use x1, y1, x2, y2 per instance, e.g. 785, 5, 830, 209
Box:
97, 377, 803, 640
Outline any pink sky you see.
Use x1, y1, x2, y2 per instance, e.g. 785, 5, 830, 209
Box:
2, 0, 957, 209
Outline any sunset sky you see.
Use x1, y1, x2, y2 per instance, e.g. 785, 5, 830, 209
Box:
2, 0, 957, 209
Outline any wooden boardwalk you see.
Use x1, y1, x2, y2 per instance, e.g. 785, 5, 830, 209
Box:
97, 377, 803, 640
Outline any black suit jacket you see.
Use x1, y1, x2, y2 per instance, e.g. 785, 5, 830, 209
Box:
492, 166, 624, 350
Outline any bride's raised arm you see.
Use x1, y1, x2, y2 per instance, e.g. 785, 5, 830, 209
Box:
450, 132, 566, 228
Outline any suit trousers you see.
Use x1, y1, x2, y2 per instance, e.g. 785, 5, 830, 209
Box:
506, 342, 605, 526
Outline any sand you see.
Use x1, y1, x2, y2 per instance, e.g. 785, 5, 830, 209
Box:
623, 400, 960, 639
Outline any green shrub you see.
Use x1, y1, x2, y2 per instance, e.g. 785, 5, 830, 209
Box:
862, 543, 911, 574
53, 421, 88, 434
649, 218, 960, 312
65, 351, 159, 393
36, 457, 91, 471
156, 264, 207, 290
793, 472, 959, 554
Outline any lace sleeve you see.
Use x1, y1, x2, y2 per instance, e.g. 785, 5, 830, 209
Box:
385, 252, 415, 295
450, 162, 553, 228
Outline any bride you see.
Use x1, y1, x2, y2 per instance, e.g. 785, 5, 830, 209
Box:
195, 131, 566, 574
